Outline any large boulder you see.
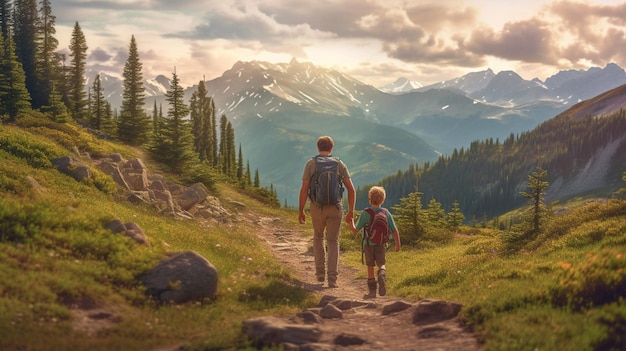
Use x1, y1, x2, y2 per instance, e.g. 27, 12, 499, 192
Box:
139, 251, 218, 303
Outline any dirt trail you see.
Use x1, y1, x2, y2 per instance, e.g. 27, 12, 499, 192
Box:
252, 216, 482, 350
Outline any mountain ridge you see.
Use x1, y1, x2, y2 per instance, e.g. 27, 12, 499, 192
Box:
88, 60, 626, 206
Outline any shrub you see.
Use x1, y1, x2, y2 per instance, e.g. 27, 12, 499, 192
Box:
589, 302, 626, 351
0, 131, 64, 168
549, 248, 626, 310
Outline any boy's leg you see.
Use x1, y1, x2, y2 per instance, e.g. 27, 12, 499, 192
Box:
375, 248, 387, 296
364, 247, 377, 298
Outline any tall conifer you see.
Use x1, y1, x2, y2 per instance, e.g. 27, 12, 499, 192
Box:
68, 21, 87, 120
36, 0, 62, 109
89, 73, 106, 129
0, 32, 31, 122
12, 0, 38, 108
118, 35, 149, 145
151, 71, 193, 173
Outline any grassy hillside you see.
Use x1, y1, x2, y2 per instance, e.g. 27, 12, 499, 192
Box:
342, 197, 626, 350
2, 115, 625, 350
0, 118, 317, 350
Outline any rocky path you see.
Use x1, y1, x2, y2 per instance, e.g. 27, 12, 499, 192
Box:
244, 216, 482, 350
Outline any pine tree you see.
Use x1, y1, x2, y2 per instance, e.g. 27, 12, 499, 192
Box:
519, 166, 550, 237
218, 114, 227, 173
237, 144, 243, 180
425, 198, 447, 228
447, 200, 465, 228
89, 73, 106, 129
190, 80, 216, 165
67, 21, 88, 120
12, 0, 38, 108
41, 82, 69, 122
100, 100, 116, 137
150, 71, 194, 173
36, 0, 61, 109
254, 169, 260, 188
118, 35, 150, 145
226, 121, 236, 177
391, 186, 425, 245
0, 32, 31, 122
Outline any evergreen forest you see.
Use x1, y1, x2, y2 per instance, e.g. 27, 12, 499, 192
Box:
0, 0, 279, 207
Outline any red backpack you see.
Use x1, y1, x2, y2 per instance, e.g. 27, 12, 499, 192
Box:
364, 208, 390, 246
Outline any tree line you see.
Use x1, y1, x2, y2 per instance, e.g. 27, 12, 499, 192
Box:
0, 0, 279, 206
358, 109, 626, 225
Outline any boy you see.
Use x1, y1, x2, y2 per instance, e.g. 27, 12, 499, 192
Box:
349, 186, 401, 298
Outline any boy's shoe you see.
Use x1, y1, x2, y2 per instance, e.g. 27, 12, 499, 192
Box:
317, 276, 325, 283
328, 281, 338, 288
378, 269, 387, 296
364, 278, 377, 298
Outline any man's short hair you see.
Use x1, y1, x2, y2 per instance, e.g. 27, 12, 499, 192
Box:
317, 136, 334, 152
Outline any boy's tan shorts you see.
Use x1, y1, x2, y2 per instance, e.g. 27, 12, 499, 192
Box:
364, 245, 386, 267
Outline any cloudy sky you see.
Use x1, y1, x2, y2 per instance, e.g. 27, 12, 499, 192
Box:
53, 0, 626, 88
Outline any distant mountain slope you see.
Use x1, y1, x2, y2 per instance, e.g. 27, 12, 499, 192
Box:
87, 61, 626, 205
370, 83, 626, 219
555, 83, 626, 119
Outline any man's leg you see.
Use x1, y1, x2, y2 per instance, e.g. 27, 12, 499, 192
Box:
325, 204, 343, 286
310, 205, 326, 282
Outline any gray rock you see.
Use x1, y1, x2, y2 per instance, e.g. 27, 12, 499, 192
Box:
140, 251, 218, 303
177, 183, 209, 211
52, 156, 91, 182
382, 300, 413, 315
319, 304, 343, 319
295, 310, 324, 324
412, 299, 462, 326
243, 316, 321, 347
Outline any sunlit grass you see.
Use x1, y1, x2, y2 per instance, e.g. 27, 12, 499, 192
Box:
340, 199, 626, 350
0, 124, 315, 351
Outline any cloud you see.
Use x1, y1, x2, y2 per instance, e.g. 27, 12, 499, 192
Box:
466, 19, 558, 64
547, 1, 626, 66
166, 2, 333, 43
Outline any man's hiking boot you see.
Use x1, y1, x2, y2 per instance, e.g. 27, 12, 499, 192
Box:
378, 269, 387, 296
364, 278, 377, 298
316, 271, 325, 283
328, 281, 338, 288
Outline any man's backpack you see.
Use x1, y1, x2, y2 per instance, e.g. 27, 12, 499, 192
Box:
308, 155, 344, 206
364, 208, 390, 246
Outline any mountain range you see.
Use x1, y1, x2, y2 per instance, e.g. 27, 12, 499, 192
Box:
88, 61, 626, 206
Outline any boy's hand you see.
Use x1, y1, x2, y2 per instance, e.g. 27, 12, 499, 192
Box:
394, 243, 401, 252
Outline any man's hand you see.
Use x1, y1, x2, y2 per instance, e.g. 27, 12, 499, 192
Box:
298, 211, 306, 224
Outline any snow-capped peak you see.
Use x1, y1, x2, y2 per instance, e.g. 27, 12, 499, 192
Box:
379, 77, 423, 94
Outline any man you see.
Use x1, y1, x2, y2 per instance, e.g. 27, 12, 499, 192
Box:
298, 136, 355, 288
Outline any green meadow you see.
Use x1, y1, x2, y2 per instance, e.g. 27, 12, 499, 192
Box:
1, 120, 625, 350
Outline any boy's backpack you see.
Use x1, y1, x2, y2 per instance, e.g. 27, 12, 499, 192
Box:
308, 156, 344, 206
364, 208, 390, 246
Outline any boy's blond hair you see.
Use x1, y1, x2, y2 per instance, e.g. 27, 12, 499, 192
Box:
368, 186, 386, 206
